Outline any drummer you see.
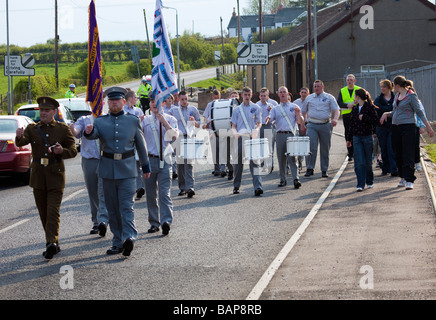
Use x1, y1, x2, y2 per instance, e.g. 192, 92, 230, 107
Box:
231, 87, 263, 196
256, 87, 276, 173
167, 91, 201, 198
266, 86, 304, 189
203, 89, 224, 177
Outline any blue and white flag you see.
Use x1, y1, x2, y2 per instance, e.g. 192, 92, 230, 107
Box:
151, 0, 178, 109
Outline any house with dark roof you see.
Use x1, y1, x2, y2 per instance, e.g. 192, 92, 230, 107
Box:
247, 0, 436, 98
227, 6, 306, 42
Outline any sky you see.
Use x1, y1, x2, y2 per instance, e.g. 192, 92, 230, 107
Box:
1, 0, 435, 48
0, 0, 249, 47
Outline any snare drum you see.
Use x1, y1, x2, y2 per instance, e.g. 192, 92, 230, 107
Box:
210, 99, 237, 136
286, 136, 310, 156
179, 138, 207, 160
244, 138, 270, 161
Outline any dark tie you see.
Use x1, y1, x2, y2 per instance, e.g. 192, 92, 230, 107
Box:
159, 122, 163, 161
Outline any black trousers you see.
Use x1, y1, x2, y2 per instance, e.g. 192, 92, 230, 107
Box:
391, 124, 416, 183
343, 113, 353, 157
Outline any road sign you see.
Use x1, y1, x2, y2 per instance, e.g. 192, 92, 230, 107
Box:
22, 53, 35, 68
237, 43, 269, 66
4, 55, 35, 76
214, 51, 221, 61
131, 45, 140, 64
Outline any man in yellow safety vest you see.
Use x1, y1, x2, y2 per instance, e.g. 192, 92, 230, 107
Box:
137, 78, 152, 113
65, 84, 77, 98
337, 74, 360, 161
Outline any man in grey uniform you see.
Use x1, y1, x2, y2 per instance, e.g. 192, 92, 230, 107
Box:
141, 97, 179, 236
231, 87, 263, 196
301, 80, 340, 178
85, 87, 151, 257
69, 113, 109, 237
168, 91, 201, 198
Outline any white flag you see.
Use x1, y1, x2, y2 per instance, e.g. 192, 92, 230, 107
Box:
151, 0, 178, 109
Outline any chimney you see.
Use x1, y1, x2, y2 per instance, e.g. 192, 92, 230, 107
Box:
278, 1, 284, 11
232, 7, 237, 18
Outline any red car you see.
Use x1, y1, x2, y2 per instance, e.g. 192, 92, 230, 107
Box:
0, 115, 34, 184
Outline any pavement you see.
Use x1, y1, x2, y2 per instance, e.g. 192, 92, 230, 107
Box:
253, 127, 436, 300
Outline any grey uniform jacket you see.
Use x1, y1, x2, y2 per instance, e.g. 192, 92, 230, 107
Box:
85, 111, 150, 180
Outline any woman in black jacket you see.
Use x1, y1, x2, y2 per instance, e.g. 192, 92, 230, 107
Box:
346, 88, 379, 192
373, 79, 398, 176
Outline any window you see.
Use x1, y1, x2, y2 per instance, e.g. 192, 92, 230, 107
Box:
361, 65, 385, 73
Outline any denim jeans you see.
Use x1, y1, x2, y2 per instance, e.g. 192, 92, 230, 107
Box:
353, 135, 374, 189
375, 127, 397, 174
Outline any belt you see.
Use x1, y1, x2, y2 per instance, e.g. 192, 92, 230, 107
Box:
308, 121, 329, 125
34, 158, 60, 165
102, 150, 135, 160
277, 131, 292, 134
148, 153, 160, 158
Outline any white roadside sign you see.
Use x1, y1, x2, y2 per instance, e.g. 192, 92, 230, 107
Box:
237, 43, 269, 66
4, 55, 35, 76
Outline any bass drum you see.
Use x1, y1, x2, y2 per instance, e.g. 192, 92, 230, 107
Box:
210, 98, 238, 136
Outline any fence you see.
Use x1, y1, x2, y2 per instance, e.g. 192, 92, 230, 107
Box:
353, 63, 436, 121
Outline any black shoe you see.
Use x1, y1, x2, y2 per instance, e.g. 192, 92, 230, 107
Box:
220, 171, 227, 177
44, 243, 59, 259
90, 226, 99, 235
97, 222, 107, 237
304, 169, 314, 177
254, 188, 263, 196
178, 190, 186, 196
122, 238, 134, 257
172, 173, 178, 180
213, 171, 220, 176
228, 171, 234, 180
162, 222, 170, 236
148, 225, 160, 233
135, 188, 145, 200
348, 156, 353, 161
106, 246, 123, 255
391, 171, 399, 177
187, 189, 195, 198
278, 181, 287, 187
322, 171, 329, 178
294, 179, 302, 189
233, 187, 240, 194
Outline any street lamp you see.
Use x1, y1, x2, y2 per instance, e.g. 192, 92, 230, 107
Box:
162, 6, 180, 91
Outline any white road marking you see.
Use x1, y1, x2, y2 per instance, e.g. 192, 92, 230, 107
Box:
0, 189, 85, 235
0, 219, 30, 235
246, 156, 349, 300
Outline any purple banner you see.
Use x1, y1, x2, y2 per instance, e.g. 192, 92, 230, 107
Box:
86, 0, 103, 117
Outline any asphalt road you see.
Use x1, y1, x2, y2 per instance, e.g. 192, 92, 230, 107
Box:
0, 121, 348, 300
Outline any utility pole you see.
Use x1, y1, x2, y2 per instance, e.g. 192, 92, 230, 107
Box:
220, 17, 225, 66
313, 0, 318, 80
6, 0, 12, 114
306, 0, 313, 87
259, 0, 266, 88
143, 9, 152, 62
55, 0, 59, 89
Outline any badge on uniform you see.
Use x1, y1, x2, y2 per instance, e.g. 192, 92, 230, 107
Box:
41, 158, 49, 165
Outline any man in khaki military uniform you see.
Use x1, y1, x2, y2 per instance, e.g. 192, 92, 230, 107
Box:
16, 96, 77, 259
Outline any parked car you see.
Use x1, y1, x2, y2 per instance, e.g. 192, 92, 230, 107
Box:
0, 115, 34, 184
15, 102, 81, 151
57, 98, 93, 121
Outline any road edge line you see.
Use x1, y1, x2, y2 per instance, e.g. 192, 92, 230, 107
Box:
0, 218, 30, 235
246, 156, 349, 300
